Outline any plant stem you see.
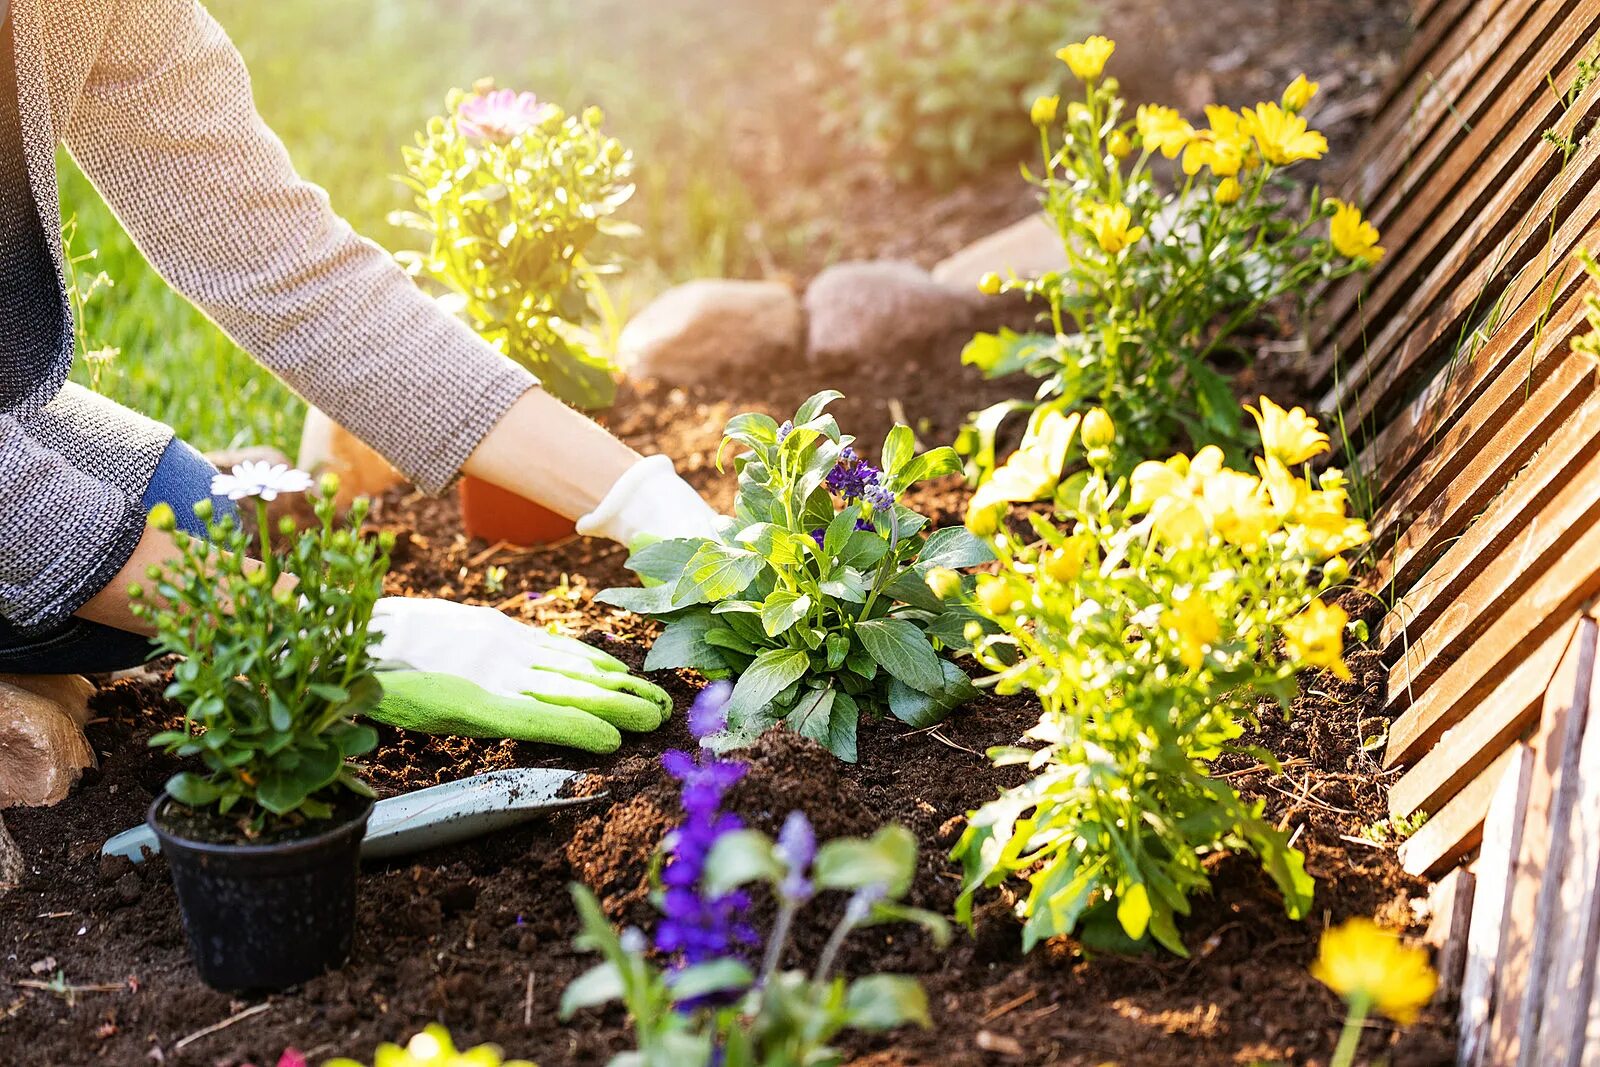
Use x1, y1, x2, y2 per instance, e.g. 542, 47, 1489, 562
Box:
1329, 1000, 1370, 1067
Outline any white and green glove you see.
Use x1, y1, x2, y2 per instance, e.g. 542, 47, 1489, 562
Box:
367, 597, 671, 754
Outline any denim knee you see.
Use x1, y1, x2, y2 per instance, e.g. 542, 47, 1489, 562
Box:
144, 439, 239, 534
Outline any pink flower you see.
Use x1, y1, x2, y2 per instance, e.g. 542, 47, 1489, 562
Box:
276, 1052, 308, 1067
457, 89, 549, 143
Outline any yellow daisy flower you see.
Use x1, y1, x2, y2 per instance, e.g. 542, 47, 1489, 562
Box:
1282, 74, 1320, 112
1327, 198, 1385, 264
1240, 101, 1327, 165
1284, 598, 1350, 679
1057, 35, 1115, 81
1136, 104, 1195, 159
1163, 593, 1220, 670
1246, 395, 1330, 465
1084, 202, 1145, 254
1311, 918, 1437, 1025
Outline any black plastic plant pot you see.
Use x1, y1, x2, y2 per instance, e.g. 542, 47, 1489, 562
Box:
147, 792, 374, 992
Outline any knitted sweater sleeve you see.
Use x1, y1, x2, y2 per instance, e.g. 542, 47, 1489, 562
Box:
61, 0, 537, 494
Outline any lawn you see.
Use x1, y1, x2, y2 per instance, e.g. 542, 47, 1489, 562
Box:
62, 0, 809, 454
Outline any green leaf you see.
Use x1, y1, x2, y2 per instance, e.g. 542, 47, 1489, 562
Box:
625, 538, 703, 584
844, 975, 930, 1031
794, 389, 844, 425
668, 959, 755, 1003
887, 659, 977, 727
727, 648, 810, 723
815, 825, 917, 895
881, 425, 915, 478
822, 507, 861, 560
855, 618, 945, 694
916, 526, 995, 570
960, 328, 1053, 378
789, 686, 837, 749
645, 612, 727, 673
703, 828, 782, 896
894, 446, 963, 490
165, 772, 221, 808
595, 583, 683, 615
761, 591, 812, 637
679, 542, 765, 603
560, 961, 626, 1016
1117, 882, 1153, 942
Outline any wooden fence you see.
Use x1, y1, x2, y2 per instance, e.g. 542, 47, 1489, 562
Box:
1309, 0, 1600, 1061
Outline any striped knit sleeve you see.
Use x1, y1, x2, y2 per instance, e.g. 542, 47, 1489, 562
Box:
0, 413, 147, 633
61, 0, 537, 495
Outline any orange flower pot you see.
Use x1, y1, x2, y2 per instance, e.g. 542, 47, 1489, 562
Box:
457, 475, 577, 545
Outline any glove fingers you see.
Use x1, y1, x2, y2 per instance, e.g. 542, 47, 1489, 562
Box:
372, 671, 622, 754
530, 668, 672, 729
523, 628, 631, 673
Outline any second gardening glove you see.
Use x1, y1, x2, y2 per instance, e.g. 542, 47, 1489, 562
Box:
366, 597, 671, 753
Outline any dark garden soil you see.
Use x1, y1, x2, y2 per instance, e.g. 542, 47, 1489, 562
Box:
1, 2, 1437, 1064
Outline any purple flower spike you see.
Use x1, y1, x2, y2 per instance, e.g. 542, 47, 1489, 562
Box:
687, 681, 734, 742
776, 420, 794, 443
774, 811, 817, 902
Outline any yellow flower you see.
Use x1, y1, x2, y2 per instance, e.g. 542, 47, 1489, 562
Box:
1080, 407, 1116, 450
1057, 35, 1115, 81
327, 1024, 537, 1067
1203, 469, 1278, 550
1031, 94, 1060, 127
1129, 449, 1222, 547
1247, 395, 1330, 465
1240, 101, 1327, 165
1085, 202, 1145, 254
1282, 74, 1320, 112
925, 566, 963, 600
977, 271, 1003, 295
1181, 107, 1248, 177
1107, 128, 1132, 159
976, 574, 1019, 617
1284, 598, 1351, 679
1136, 104, 1195, 159
1041, 541, 1087, 584
1327, 198, 1385, 264
1311, 918, 1438, 1024
1215, 177, 1243, 204
1163, 593, 1220, 670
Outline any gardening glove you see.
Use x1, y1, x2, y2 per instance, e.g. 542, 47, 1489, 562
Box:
576, 454, 720, 545
366, 598, 671, 748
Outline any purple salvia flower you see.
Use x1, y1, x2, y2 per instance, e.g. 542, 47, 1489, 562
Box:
687, 681, 734, 743
854, 517, 875, 533
863, 480, 896, 512
774, 811, 816, 902
810, 528, 827, 548
776, 420, 794, 443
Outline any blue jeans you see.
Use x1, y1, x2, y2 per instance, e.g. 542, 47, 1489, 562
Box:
0, 439, 239, 674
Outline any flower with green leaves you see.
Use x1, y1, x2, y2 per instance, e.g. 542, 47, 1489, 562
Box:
598, 392, 995, 762
952, 403, 1367, 955
562, 812, 947, 1067
325, 1024, 535, 1067
133, 472, 392, 828
392, 82, 635, 410
959, 40, 1381, 478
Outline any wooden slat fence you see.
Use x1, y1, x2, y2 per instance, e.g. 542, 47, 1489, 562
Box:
1310, 0, 1600, 1060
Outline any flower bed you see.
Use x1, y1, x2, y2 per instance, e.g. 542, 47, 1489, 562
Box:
0, 362, 1452, 1065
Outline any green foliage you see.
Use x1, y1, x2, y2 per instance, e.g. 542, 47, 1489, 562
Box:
953, 404, 1368, 955
598, 393, 993, 761
134, 482, 392, 827
817, 0, 1088, 187
960, 54, 1378, 479
394, 87, 634, 410
562, 823, 947, 1067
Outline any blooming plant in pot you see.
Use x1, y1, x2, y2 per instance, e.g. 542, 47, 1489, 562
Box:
133, 468, 393, 990
952, 401, 1368, 954
561, 685, 948, 1065
598, 392, 995, 761
960, 37, 1383, 479
394, 83, 635, 543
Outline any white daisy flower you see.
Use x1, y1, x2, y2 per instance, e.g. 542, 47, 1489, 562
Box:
211, 461, 314, 502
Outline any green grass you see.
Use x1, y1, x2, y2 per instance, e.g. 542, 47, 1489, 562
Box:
63, 0, 804, 454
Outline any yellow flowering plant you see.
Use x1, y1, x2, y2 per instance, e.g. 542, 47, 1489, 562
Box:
951, 402, 1368, 955
325, 1024, 536, 1067
1312, 918, 1438, 1065
960, 39, 1382, 478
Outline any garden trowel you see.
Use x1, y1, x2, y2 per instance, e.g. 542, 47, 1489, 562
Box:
101, 767, 602, 864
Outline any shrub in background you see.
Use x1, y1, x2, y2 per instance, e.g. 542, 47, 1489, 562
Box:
961, 40, 1382, 477
394, 83, 636, 410
598, 392, 994, 762
134, 469, 392, 827
952, 400, 1368, 954
817, 0, 1089, 187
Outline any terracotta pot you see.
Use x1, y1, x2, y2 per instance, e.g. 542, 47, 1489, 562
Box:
458, 474, 577, 545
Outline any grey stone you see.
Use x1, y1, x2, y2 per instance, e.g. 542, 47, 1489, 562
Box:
619, 279, 803, 383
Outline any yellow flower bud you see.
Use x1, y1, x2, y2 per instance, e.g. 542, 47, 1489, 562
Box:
1041, 546, 1083, 584
925, 567, 963, 600
1281, 74, 1319, 113
1215, 177, 1243, 204
963, 620, 985, 644
1057, 35, 1115, 82
1081, 407, 1115, 451
147, 502, 177, 533
1066, 101, 1091, 126
1030, 94, 1060, 127
976, 576, 1015, 617
977, 271, 1004, 296
1323, 555, 1350, 584
582, 104, 605, 128
127, 582, 143, 600
1107, 129, 1132, 159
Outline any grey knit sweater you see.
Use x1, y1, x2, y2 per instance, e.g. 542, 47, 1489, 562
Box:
2, 0, 537, 634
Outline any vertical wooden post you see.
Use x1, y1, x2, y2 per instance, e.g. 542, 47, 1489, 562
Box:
1486, 617, 1596, 1066
1459, 743, 1534, 1067
1427, 867, 1477, 1003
